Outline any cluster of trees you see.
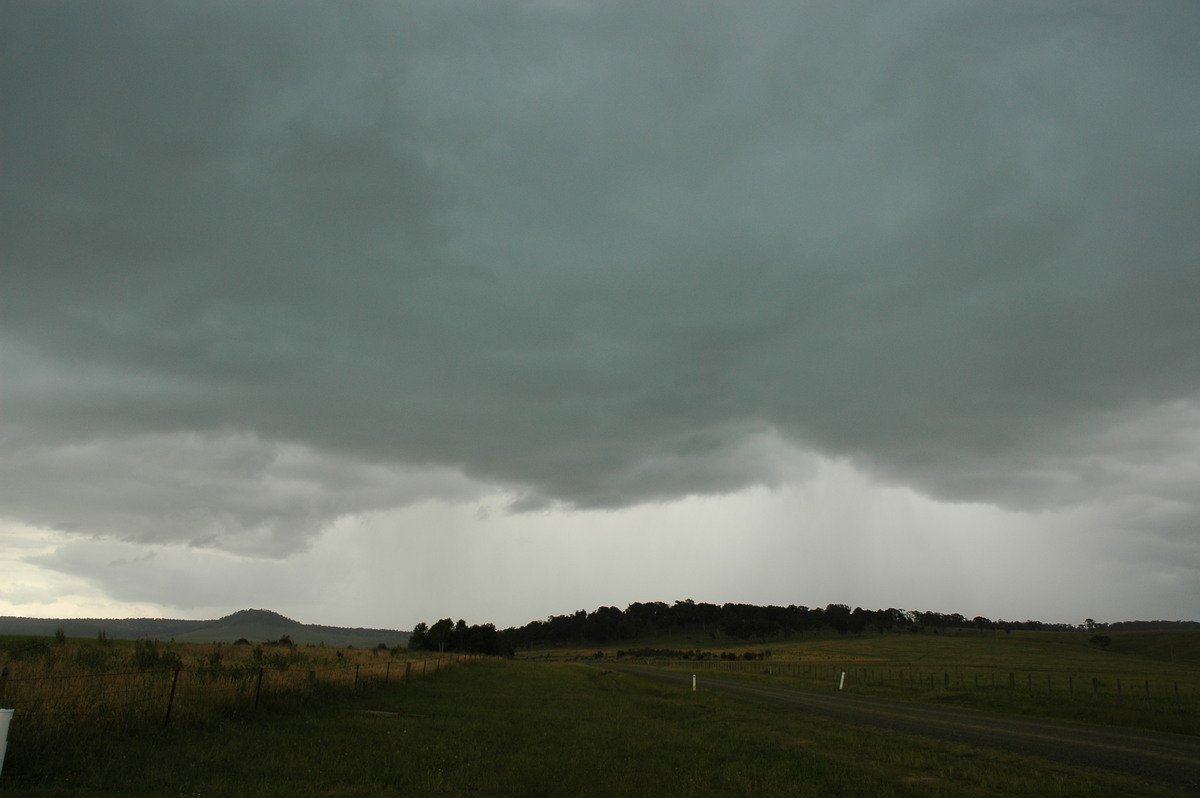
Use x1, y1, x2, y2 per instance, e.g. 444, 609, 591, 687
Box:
409, 600, 1079, 655
497, 600, 1074, 650
1097, 620, 1200, 631
408, 619, 510, 657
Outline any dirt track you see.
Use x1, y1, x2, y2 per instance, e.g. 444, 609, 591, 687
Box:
603, 664, 1199, 791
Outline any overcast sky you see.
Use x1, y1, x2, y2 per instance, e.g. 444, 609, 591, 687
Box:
2, 1, 1198, 632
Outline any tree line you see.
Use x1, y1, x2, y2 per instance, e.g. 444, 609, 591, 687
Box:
408, 618, 508, 656
407, 600, 1080, 657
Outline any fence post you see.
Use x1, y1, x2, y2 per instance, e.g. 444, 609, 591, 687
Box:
163, 668, 181, 728
406, 661, 412, 681
0, 665, 7, 705
254, 667, 265, 712
354, 664, 360, 690
385, 662, 391, 684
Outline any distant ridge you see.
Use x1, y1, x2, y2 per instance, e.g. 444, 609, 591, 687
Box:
0, 608, 409, 649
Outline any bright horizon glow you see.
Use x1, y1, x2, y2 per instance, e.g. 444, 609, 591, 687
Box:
3, 457, 1178, 631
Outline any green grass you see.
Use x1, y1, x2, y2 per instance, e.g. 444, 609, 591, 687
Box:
1103, 630, 1200, 665
1, 660, 1193, 797
535, 627, 1200, 672
554, 628, 1200, 736
684, 660, 1198, 736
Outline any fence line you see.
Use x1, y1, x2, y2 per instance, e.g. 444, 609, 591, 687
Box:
0, 655, 476, 731
633, 658, 1195, 708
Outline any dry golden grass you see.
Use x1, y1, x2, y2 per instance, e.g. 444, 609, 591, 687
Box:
0, 636, 465, 732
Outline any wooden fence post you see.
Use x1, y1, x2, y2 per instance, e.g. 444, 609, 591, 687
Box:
0, 664, 8, 705
254, 667, 264, 712
163, 668, 181, 728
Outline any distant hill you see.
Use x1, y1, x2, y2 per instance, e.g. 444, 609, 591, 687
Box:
0, 608, 410, 649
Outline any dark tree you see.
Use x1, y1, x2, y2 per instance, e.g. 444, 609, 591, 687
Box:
427, 618, 455, 652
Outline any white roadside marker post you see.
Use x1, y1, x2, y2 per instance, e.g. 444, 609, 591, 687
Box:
839, 671, 846, 691
0, 707, 12, 776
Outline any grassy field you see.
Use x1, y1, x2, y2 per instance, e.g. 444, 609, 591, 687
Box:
2, 629, 1196, 795
1, 659, 1194, 797
523, 628, 1200, 736
516, 626, 1200, 671
0, 634, 461, 739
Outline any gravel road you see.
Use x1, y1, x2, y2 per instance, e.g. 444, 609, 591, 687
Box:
602, 664, 1199, 791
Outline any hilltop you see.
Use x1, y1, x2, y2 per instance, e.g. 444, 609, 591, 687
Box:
0, 608, 409, 649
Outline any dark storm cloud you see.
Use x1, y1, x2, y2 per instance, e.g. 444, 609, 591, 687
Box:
2, 1, 1199, 550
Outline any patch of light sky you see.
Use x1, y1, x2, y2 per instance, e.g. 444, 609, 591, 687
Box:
2, 455, 1149, 631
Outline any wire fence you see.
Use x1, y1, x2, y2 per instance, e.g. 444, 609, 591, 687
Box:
688, 659, 1191, 697
638, 657, 1199, 722
0, 654, 472, 733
